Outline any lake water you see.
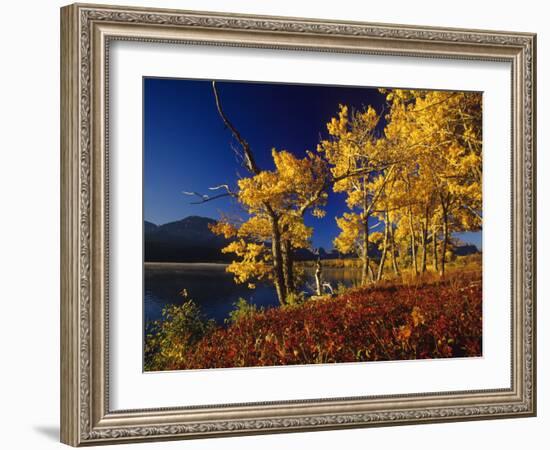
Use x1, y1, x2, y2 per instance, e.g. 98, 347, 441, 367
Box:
144, 263, 361, 326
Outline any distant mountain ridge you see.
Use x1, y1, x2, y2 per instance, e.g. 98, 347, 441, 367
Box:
144, 216, 344, 263
144, 216, 232, 263
144, 216, 479, 263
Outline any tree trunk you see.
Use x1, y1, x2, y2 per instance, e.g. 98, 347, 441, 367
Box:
432, 227, 439, 273
420, 218, 428, 274
440, 205, 449, 278
270, 216, 287, 304
376, 211, 390, 282
408, 208, 418, 276
368, 264, 375, 282
282, 239, 295, 295
361, 215, 370, 285
314, 258, 322, 296
389, 222, 400, 276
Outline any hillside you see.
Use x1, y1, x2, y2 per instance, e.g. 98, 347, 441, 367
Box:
144, 216, 232, 262
145, 268, 483, 371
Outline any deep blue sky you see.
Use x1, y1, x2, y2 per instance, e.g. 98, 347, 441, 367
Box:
143, 78, 481, 250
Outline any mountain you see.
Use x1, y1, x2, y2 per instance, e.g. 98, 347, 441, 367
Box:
144, 216, 232, 262
293, 247, 353, 261
145, 216, 480, 263
453, 244, 480, 256
449, 236, 481, 256
144, 221, 158, 233
144, 216, 349, 263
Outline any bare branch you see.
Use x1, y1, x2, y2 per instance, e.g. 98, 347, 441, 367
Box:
212, 81, 260, 175
322, 282, 334, 295
182, 191, 210, 201
183, 187, 236, 204
189, 192, 234, 205
229, 142, 244, 164
410, 92, 460, 113
209, 184, 235, 195
369, 222, 382, 231
332, 160, 401, 183
364, 164, 397, 217
462, 204, 483, 221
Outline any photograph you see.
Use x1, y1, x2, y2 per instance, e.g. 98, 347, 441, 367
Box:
143, 78, 483, 371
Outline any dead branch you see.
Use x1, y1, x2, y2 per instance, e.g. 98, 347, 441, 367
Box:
209, 184, 235, 195
212, 81, 260, 175
182, 188, 236, 204
322, 282, 334, 295
462, 204, 483, 221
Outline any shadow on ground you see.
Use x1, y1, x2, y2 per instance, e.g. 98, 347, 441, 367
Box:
33, 425, 59, 441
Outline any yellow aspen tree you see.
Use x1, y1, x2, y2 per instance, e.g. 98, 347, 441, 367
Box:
210, 149, 328, 304
319, 105, 396, 285
381, 89, 482, 276
207, 82, 329, 304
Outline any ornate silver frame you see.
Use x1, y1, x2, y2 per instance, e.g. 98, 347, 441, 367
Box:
60, 3, 536, 446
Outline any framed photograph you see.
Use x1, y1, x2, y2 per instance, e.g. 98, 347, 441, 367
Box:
60, 3, 536, 446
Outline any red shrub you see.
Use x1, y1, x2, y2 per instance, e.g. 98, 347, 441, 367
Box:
165, 279, 482, 370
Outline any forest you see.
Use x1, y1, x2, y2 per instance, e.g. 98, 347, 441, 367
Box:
145, 83, 483, 371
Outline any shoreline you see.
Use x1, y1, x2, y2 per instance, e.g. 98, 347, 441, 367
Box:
145, 261, 229, 268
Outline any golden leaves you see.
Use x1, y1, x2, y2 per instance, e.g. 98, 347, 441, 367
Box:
209, 221, 237, 239
213, 148, 330, 289
322, 88, 482, 264
397, 325, 412, 342
334, 212, 363, 255
411, 306, 425, 327
210, 87, 482, 291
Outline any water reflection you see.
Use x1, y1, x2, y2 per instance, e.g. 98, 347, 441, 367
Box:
144, 262, 361, 325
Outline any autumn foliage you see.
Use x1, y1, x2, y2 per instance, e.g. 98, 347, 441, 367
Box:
320, 90, 482, 282
206, 86, 482, 306
145, 271, 482, 371
152, 84, 485, 371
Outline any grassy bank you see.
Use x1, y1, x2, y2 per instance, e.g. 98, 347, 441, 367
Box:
145, 266, 482, 371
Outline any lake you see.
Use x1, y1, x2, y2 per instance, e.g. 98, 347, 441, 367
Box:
144, 262, 362, 326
